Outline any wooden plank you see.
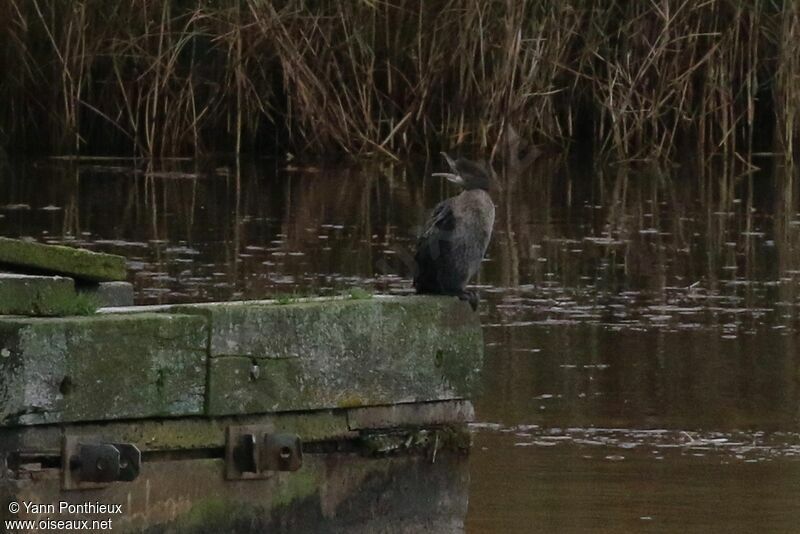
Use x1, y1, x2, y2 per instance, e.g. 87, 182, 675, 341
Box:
346, 400, 475, 430
0, 411, 355, 453
0, 273, 77, 316
0, 314, 207, 426
0, 237, 126, 282
1, 295, 484, 425
199, 297, 483, 416
1, 454, 468, 533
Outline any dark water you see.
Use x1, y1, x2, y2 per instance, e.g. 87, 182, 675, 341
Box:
3, 157, 800, 532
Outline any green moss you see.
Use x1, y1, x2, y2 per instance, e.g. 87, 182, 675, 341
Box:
275, 294, 296, 305
361, 426, 471, 457
273, 290, 315, 305
0, 237, 126, 281
2, 295, 483, 424
437, 425, 472, 453
271, 468, 318, 508
0, 313, 208, 425
173, 498, 245, 532
337, 395, 366, 408
434, 348, 444, 368
201, 296, 483, 416
271, 412, 352, 441
163, 467, 320, 532
344, 287, 373, 300
0, 274, 100, 316
57, 292, 99, 316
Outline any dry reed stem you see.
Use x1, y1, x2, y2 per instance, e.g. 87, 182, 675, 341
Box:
0, 0, 795, 177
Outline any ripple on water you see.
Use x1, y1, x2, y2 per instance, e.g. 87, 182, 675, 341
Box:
470, 423, 800, 462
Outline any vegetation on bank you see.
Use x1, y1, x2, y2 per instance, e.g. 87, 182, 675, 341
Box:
0, 0, 798, 166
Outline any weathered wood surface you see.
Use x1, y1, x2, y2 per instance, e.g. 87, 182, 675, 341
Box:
0, 400, 473, 453
0, 274, 134, 316
197, 297, 483, 415
0, 314, 208, 425
79, 281, 134, 307
0, 296, 483, 426
0, 273, 76, 316
1, 403, 473, 532
0, 237, 127, 282
1, 453, 469, 533
346, 400, 475, 430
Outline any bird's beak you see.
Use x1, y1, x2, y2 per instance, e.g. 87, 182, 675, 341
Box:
432, 172, 465, 186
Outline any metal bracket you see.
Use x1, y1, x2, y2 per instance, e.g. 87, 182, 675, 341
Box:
225, 425, 302, 480
62, 436, 141, 490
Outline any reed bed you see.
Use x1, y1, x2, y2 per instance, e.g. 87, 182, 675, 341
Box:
0, 0, 798, 167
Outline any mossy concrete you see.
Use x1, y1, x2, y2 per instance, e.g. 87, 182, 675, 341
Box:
181, 296, 483, 416
0, 237, 127, 282
0, 313, 207, 426
0, 273, 77, 316
81, 281, 135, 307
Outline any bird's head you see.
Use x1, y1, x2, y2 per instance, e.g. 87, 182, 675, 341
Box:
433, 152, 492, 192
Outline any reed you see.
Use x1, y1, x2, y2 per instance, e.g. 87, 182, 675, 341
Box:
0, 0, 797, 169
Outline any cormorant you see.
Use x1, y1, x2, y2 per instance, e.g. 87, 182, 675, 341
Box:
413, 153, 495, 311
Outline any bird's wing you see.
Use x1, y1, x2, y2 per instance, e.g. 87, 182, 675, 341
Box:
414, 198, 457, 290
419, 198, 456, 243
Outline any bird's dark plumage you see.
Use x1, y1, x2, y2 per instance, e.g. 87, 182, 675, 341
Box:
414, 153, 495, 311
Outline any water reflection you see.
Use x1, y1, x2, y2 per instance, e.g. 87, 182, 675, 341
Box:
2, 157, 800, 532
468, 432, 800, 533
479, 323, 800, 432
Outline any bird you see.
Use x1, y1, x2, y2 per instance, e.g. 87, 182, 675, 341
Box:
413, 152, 495, 311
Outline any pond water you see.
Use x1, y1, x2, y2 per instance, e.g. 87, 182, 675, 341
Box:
2, 156, 800, 532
